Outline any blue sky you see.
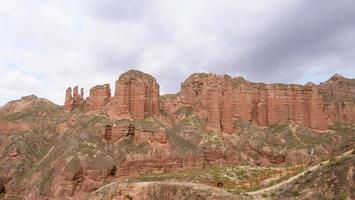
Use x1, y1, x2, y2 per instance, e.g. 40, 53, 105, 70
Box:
1, 0, 355, 105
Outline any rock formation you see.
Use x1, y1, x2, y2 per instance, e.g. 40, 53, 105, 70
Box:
64, 86, 84, 111
87, 84, 111, 110
177, 73, 355, 131
64, 70, 160, 119
179, 74, 235, 132
63, 70, 355, 131
109, 70, 160, 119
2, 74, 355, 199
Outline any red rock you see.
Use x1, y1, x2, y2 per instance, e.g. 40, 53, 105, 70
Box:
178, 73, 351, 131
87, 84, 111, 110
64, 86, 84, 111
133, 128, 167, 144
64, 87, 74, 111
62, 71, 355, 130
221, 86, 234, 133
73, 86, 83, 102
180, 73, 234, 133
9, 150, 18, 158
108, 70, 160, 119
117, 155, 204, 177
111, 125, 129, 142
0, 120, 32, 133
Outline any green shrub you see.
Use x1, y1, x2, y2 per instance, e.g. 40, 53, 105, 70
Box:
291, 190, 300, 196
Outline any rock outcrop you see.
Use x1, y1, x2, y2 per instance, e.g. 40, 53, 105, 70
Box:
87, 84, 111, 110
64, 86, 84, 111
108, 70, 160, 119
64, 70, 160, 119
63, 71, 355, 131
179, 74, 237, 133
177, 73, 355, 131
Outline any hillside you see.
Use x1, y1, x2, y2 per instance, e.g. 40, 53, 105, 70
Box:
0, 70, 354, 199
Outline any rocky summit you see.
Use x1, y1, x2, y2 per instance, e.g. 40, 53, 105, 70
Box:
0, 70, 354, 200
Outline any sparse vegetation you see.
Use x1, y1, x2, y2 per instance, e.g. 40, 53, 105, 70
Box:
334, 191, 348, 200
129, 165, 305, 194
291, 190, 300, 196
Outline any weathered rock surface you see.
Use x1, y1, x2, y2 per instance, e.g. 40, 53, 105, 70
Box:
63, 71, 355, 131
174, 73, 355, 131
87, 84, 111, 110
109, 70, 160, 119
64, 70, 160, 119
64, 86, 84, 111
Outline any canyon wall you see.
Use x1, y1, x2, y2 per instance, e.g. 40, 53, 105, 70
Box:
108, 70, 160, 119
64, 70, 355, 131
178, 73, 355, 131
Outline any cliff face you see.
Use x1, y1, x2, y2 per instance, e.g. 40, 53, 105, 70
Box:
87, 84, 111, 110
65, 70, 160, 119
177, 73, 355, 131
108, 70, 160, 119
64, 70, 355, 131
319, 74, 355, 123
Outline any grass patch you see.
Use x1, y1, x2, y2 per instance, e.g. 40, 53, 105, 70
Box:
129, 165, 304, 195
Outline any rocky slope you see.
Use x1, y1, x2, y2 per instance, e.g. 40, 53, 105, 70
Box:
263, 150, 354, 200
0, 70, 354, 199
88, 181, 251, 200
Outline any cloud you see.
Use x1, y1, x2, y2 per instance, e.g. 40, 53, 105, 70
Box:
235, 0, 355, 83
0, 0, 354, 105
87, 0, 154, 22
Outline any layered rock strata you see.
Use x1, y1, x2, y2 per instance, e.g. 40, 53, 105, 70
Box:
64, 71, 355, 131
64, 70, 160, 119
177, 73, 355, 131
87, 84, 111, 110
108, 70, 160, 119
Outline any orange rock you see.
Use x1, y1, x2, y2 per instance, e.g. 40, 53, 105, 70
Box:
178, 73, 352, 131
109, 70, 160, 119
64, 86, 84, 111
62, 71, 355, 130
87, 84, 111, 110
64, 87, 74, 111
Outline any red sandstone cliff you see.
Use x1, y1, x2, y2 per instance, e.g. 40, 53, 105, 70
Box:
87, 84, 111, 110
177, 73, 355, 131
108, 70, 160, 119
64, 70, 355, 131
64, 70, 160, 119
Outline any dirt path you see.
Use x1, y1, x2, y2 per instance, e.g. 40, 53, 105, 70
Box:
246, 149, 353, 198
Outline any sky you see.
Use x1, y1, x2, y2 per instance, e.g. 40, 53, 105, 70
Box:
1, 0, 355, 105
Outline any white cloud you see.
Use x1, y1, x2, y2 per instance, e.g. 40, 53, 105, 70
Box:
0, 0, 354, 105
